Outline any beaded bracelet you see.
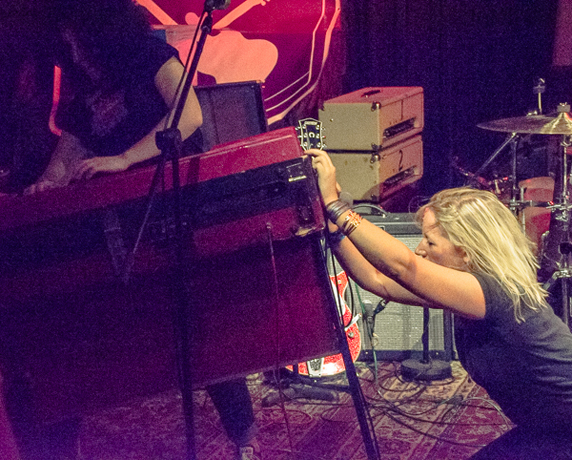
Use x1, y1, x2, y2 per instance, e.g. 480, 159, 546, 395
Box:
325, 199, 350, 224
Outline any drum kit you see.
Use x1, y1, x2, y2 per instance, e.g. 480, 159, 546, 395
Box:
471, 102, 572, 326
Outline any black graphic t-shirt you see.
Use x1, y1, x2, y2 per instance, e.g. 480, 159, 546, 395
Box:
56, 35, 178, 157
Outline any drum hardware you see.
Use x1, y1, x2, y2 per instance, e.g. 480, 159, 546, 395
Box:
510, 199, 553, 210
452, 156, 499, 189
451, 157, 510, 201
542, 240, 572, 328
471, 79, 549, 214
472, 132, 520, 188
540, 132, 572, 326
491, 176, 510, 197
470, 130, 529, 232
533, 77, 546, 115
479, 103, 572, 325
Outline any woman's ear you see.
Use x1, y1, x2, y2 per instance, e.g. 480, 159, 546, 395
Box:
455, 245, 470, 267
462, 251, 470, 266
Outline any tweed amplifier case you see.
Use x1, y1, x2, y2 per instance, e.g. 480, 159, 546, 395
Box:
318, 86, 424, 151
340, 213, 455, 361
329, 135, 423, 202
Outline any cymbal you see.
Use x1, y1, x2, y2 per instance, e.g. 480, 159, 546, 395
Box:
478, 112, 572, 135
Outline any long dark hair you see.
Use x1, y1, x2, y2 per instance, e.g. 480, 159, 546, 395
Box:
51, 0, 152, 90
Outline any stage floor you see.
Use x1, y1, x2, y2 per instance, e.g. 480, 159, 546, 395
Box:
67, 360, 506, 460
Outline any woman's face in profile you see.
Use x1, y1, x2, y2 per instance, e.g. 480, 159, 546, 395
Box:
415, 208, 469, 271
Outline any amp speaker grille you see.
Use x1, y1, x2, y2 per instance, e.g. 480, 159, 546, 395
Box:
331, 213, 456, 361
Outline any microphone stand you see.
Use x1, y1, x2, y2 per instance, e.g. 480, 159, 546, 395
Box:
152, 5, 217, 460
400, 308, 452, 381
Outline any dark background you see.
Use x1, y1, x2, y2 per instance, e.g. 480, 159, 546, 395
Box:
342, 0, 563, 198
0, 2, 57, 190
0, 0, 566, 198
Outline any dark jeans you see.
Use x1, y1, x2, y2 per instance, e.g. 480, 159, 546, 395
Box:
470, 425, 572, 460
206, 377, 256, 447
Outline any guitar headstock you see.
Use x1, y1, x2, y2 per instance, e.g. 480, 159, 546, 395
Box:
297, 118, 326, 151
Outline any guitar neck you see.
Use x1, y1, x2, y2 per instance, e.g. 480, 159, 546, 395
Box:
297, 118, 325, 151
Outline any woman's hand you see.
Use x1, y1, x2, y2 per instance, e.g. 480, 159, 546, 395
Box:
306, 148, 340, 205
24, 178, 67, 195
72, 155, 131, 181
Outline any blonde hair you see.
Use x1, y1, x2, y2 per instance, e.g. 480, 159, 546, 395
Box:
416, 187, 548, 322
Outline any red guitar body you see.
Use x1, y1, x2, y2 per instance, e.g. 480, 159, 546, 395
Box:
290, 120, 361, 377
288, 270, 361, 377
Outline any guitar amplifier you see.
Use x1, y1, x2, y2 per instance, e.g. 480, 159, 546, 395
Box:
195, 81, 267, 151
319, 86, 423, 151
339, 213, 456, 362
329, 135, 423, 202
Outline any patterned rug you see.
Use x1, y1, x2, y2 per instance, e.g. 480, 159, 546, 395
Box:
76, 361, 510, 460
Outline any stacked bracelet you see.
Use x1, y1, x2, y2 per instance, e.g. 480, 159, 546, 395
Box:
340, 210, 363, 236
325, 199, 350, 224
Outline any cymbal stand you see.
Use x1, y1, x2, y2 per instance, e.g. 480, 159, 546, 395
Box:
542, 134, 572, 326
533, 77, 546, 115
473, 132, 519, 180
472, 132, 526, 225
507, 133, 523, 218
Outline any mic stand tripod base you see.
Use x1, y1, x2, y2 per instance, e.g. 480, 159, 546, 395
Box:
400, 358, 452, 382
261, 369, 345, 407
261, 382, 339, 407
